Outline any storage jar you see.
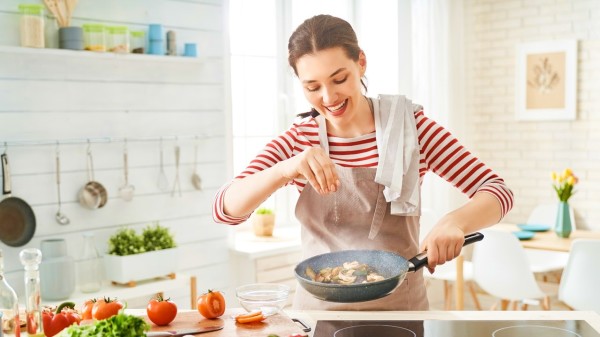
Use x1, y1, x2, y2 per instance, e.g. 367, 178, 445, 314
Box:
82, 23, 106, 52
19, 4, 45, 48
107, 26, 130, 53
130, 30, 146, 54
39, 239, 76, 300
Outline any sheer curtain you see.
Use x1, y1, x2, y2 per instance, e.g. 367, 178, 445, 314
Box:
411, 0, 467, 232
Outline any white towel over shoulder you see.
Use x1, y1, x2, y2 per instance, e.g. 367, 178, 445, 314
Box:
373, 95, 422, 216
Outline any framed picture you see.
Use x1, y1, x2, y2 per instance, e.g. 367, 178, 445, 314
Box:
515, 40, 577, 121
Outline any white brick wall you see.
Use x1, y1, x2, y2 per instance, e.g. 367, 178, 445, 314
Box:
464, 0, 600, 229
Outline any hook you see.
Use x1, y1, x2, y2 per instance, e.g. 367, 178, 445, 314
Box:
3, 142, 7, 154
86, 139, 92, 154
56, 140, 60, 155
123, 137, 128, 153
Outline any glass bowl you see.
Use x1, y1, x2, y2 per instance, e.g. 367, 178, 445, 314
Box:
235, 283, 290, 315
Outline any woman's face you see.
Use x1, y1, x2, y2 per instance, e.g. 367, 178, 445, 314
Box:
296, 47, 366, 125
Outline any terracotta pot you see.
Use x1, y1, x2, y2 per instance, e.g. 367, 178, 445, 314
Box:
252, 214, 275, 237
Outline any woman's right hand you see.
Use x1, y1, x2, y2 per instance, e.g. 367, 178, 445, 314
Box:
277, 147, 340, 195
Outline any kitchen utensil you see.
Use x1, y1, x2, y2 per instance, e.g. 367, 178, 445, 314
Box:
236, 283, 290, 315
191, 143, 202, 191
78, 144, 108, 209
55, 146, 70, 225
0, 153, 37, 247
146, 325, 224, 337
295, 232, 484, 303
171, 145, 182, 197
157, 139, 169, 192
118, 141, 135, 201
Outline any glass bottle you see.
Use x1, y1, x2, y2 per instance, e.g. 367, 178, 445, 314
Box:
0, 249, 20, 337
19, 249, 43, 337
77, 233, 102, 293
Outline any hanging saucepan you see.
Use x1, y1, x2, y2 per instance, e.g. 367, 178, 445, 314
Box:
78, 145, 108, 209
0, 153, 36, 247
294, 232, 484, 303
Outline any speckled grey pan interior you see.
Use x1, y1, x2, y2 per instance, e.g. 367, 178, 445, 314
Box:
294, 249, 410, 303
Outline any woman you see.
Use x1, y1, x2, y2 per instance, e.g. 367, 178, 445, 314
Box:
213, 14, 513, 310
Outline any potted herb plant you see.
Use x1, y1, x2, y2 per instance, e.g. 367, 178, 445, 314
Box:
251, 207, 275, 237
103, 223, 178, 286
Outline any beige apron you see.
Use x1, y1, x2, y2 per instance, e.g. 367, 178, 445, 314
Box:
292, 115, 429, 311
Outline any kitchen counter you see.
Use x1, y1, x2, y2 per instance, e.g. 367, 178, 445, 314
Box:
123, 309, 600, 337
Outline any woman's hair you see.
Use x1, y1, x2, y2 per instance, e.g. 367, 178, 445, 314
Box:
288, 14, 367, 118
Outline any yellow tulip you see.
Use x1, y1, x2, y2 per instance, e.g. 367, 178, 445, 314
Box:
567, 176, 575, 186
551, 172, 557, 181
565, 168, 573, 177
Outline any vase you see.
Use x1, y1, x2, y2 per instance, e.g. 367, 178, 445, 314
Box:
252, 213, 275, 237
39, 238, 76, 300
554, 201, 572, 238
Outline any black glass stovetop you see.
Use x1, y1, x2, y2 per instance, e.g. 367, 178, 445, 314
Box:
313, 320, 599, 337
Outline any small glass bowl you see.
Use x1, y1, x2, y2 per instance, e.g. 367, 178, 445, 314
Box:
235, 283, 290, 315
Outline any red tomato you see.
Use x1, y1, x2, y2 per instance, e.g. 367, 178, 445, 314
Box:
146, 296, 178, 326
92, 298, 123, 320
81, 299, 95, 320
197, 290, 226, 319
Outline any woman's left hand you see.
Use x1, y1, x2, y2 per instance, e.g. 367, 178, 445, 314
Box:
420, 219, 466, 273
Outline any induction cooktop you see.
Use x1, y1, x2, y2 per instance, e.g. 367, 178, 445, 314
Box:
313, 320, 600, 337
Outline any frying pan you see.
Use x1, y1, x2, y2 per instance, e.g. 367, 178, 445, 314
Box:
294, 232, 484, 303
0, 153, 36, 247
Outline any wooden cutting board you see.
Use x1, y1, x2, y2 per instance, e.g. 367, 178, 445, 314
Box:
143, 309, 309, 337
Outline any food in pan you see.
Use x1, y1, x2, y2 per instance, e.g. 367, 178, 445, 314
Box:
305, 261, 385, 284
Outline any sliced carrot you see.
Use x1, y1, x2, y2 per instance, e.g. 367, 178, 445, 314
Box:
236, 311, 262, 319
235, 311, 265, 324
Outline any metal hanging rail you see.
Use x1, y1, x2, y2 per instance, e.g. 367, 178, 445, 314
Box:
1, 134, 214, 149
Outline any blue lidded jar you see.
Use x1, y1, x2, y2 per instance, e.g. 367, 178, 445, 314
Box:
147, 23, 164, 55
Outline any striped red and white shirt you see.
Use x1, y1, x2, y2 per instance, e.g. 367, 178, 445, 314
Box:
213, 109, 513, 225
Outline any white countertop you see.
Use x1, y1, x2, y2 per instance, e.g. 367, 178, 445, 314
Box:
230, 226, 301, 259
285, 310, 600, 337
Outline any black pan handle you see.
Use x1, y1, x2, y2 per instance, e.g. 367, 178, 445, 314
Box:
408, 232, 485, 272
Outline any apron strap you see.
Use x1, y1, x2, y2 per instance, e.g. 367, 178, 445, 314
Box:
316, 115, 329, 155
368, 183, 387, 240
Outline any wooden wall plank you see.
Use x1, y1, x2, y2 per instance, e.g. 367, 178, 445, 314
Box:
0, 0, 232, 307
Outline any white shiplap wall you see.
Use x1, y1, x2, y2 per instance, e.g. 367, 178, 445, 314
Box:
0, 0, 232, 309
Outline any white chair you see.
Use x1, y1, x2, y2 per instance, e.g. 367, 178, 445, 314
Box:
558, 239, 600, 312
523, 203, 576, 278
472, 229, 554, 310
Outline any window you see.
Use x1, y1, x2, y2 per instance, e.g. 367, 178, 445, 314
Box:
229, 0, 404, 227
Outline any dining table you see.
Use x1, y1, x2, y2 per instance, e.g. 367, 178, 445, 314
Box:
452, 222, 600, 310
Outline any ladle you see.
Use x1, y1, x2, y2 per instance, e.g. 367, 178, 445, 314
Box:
157, 138, 169, 192
55, 145, 70, 225
118, 140, 135, 201
191, 143, 202, 191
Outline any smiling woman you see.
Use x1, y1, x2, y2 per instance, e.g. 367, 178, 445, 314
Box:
217, 13, 513, 312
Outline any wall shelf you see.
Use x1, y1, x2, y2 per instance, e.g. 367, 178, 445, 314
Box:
0, 45, 203, 63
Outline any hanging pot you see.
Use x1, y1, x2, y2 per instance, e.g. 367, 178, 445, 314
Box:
0, 153, 37, 247
78, 147, 108, 209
